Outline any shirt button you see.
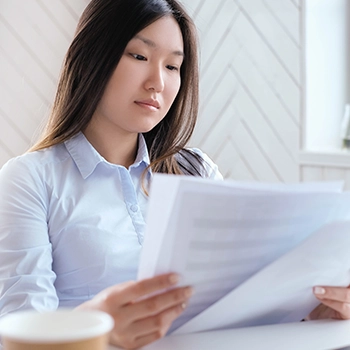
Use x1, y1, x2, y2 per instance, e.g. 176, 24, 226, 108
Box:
130, 204, 139, 213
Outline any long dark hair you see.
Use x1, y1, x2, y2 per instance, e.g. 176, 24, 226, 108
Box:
30, 0, 205, 176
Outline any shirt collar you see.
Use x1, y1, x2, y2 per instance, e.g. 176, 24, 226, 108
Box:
64, 132, 150, 179
132, 133, 150, 169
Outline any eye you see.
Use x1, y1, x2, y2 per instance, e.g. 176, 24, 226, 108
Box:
166, 65, 179, 72
131, 54, 147, 61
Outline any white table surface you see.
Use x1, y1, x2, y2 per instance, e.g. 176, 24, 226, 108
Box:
108, 320, 350, 350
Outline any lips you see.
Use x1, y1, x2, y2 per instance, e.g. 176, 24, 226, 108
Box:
135, 99, 160, 109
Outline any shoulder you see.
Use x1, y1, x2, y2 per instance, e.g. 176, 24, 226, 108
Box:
0, 144, 69, 186
190, 148, 223, 180
177, 148, 223, 180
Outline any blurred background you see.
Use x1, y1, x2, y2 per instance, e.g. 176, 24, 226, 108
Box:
1, 0, 350, 187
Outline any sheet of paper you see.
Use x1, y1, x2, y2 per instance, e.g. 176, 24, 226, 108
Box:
222, 180, 345, 193
138, 175, 350, 333
174, 221, 350, 334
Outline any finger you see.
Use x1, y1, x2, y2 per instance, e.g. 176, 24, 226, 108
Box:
314, 297, 350, 319
313, 286, 350, 303
108, 273, 180, 306
128, 331, 161, 349
120, 285, 193, 323
130, 303, 186, 347
111, 304, 185, 349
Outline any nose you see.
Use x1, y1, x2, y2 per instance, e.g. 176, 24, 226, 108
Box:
144, 65, 165, 93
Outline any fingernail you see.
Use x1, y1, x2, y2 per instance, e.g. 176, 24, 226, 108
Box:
181, 302, 187, 309
169, 274, 180, 285
184, 287, 194, 297
314, 286, 326, 295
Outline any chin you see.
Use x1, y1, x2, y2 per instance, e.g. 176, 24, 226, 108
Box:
137, 122, 161, 134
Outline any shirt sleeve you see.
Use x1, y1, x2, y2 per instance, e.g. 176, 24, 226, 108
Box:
0, 156, 58, 318
190, 148, 224, 180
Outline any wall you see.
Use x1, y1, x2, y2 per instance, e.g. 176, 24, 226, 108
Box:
1, 0, 350, 188
0, 0, 89, 164
181, 0, 350, 189
181, 0, 301, 182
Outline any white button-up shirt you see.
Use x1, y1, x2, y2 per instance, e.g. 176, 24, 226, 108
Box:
0, 132, 222, 317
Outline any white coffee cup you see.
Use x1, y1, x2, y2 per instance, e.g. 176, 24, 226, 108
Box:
0, 309, 114, 350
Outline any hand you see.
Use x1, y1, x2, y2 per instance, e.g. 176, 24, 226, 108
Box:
76, 273, 193, 349
307, 285, 350, 320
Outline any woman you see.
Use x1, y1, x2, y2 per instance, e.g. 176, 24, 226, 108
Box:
0, 0, 348, 349
0, 0, 221, 348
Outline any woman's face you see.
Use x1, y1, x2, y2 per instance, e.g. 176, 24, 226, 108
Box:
90, 16, 184, 138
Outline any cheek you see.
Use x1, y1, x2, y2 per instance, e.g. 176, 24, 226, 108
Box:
167, 78, 181, 103
99, 84, 121, 112
104, 60, 136, 95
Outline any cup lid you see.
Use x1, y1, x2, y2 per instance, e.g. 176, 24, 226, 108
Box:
0, 309, 114, 343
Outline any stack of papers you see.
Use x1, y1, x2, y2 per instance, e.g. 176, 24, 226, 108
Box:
137, 175, 350, 334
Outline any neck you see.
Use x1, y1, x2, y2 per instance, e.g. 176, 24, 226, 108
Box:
83, 122, 138, 168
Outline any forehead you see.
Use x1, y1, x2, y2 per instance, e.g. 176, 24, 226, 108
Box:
130, 16, 184, 52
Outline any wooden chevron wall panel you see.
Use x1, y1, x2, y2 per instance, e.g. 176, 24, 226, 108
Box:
181, 0, 301, 182
0, 0, 89, 165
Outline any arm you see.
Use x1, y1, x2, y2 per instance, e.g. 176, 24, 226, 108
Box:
0, 157, 193, 349
0, 157, 59, 315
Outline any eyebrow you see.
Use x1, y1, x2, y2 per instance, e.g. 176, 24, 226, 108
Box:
134, 34, 184, 57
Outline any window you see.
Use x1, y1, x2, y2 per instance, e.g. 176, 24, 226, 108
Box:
303, 0, 350, 152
